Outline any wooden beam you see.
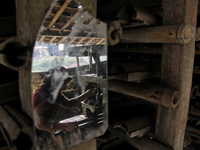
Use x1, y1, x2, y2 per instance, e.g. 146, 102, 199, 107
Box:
0, 96, 20, 105
74, 37, 86, 46
39, 36, 45, 44
132, 5, 161, 25
96, 39, 104, 45
61, 37, 78, 47
47, 36, 57, 45
155, 0, 198, 149
60, 11, 79, 31
56, 5, 78, 11
46, 0, 72, 30
108, 126, 172, 150
186, 126, 200, 136
108, 71, 160, 81
84, 38, 95, 46
39, 30, 96, 37
0, 106, 21, 141
49, 13, 71, 19
56, 37, 67, 46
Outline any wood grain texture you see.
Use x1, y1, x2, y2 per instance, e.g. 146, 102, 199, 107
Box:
16, 0, 55, 118
155, 0, 198, 149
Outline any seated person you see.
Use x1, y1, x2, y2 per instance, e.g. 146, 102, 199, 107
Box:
33, 66, 95, 133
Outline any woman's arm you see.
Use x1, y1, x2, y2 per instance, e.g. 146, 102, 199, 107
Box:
34, 104, 77, 133
59, 89, 96, 107
35, 120, 77, 133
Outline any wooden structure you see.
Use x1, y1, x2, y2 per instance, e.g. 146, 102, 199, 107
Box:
0, 0, 200, 150
36, 0, 105, 46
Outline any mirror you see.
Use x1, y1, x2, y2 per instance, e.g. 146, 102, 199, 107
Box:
31, 0, 107, 149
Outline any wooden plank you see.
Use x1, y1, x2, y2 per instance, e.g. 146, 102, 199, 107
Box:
132, 5, 161, 25
128, 126, 151, 138
155, 0, 198, 149
74, 37, 86, 46
0, 106, 21, 141
108, 71, 160, 81
189, 108, 200, 116
3, 105, 33, 138
49, 13, 71, 19
96, 39, 104, 45
16, 0, 55, 119
47, 36, 57, 45
60, 11, 79, 31
38, 36, 45, 44
67, 37, 78, 45
40, 30, 97, 37
46, 0, 72, 30
186, 126, 200, 136
108, 126, 172, 150
0, 96, 20, 105
56, 36, 67, 46
84, 38, 95, 46
55, 5, 78, 11
42, 36, 104, 46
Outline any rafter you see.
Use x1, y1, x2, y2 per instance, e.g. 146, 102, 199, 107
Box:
56, 5, 78, 11
96, 39, 104, 45
56, 37, 67, 46
84, 38, 95, 46
39, 36, 45, 44
47, 36, 57, 45
60, 11, 79, 31
46, 0, 72, 30
49, 13, 72, 19
67, 37, 78, 45
74, 37, 87, 46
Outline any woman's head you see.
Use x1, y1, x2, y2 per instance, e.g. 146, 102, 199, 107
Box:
42, 66, 73, 103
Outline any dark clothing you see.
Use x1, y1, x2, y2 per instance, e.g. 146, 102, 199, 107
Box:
33, 85, 73, 129
33, 85, 59, 124
32, 66, 73, 149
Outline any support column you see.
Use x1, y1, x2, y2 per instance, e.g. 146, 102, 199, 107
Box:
155, 0, 198, 149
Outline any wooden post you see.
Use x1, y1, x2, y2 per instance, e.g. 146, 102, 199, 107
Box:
155, 0, 198, 149
0, 106, 21, 141
16, 0, 54, 118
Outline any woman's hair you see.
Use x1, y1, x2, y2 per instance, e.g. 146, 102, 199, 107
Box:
41, 66, 73, 103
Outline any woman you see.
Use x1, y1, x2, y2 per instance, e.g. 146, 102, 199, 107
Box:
33, 66, 96, 133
